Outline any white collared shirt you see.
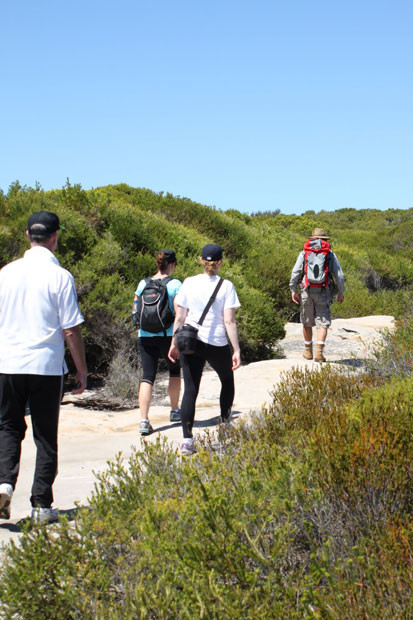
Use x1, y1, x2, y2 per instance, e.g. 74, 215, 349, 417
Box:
0, 246, 84, 375
176, 273, 240, 346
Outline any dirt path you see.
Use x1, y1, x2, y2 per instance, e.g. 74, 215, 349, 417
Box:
0, 315, 394, 546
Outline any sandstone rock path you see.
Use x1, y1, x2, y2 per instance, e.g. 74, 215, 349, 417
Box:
0, 315, 394, 546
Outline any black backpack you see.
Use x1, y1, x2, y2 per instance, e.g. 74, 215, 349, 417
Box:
136, 277, 174, 335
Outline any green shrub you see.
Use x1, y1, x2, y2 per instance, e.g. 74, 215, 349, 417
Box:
1, 181, 412, 373
366, 314, 413, 378
1, 358, 411, 617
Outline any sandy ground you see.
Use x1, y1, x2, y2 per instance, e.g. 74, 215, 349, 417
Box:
0, 315, 394, 546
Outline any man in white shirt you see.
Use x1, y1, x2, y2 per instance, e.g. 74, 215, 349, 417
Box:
0, 211, 87, 524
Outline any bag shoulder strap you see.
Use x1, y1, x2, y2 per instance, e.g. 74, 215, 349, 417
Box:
158, 276, 172, 287
198, 278, 224, 326
144, 276, 172, 289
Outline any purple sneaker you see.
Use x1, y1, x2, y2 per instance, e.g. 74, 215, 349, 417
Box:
180, 439, 197, 456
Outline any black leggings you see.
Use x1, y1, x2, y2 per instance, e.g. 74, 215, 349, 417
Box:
180, 341, 234, 438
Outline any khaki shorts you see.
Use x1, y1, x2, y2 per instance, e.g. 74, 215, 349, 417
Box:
300, 288, 331, 328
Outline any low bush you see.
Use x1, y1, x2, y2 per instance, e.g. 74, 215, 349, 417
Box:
1, 341, 411, 617
366, 313, 413, 378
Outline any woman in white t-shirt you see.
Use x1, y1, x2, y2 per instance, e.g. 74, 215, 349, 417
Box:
168, 244, 241, 455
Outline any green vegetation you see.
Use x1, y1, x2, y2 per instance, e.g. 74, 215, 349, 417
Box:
0, 317, 411, 618
0, 182, 412, 616
1, 181, 413, 373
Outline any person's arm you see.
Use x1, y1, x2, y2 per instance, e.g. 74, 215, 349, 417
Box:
224, 307, 241, 370
289, 252, 304, 304
63, 325, 87, 394
168, 305, 188, 362
329, 252, 345, 302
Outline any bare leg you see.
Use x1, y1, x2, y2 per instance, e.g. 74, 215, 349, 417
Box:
316, 327, 328, 343
303, 326, 313, 342
168, 376, 180, 410
138, 382, 152, 420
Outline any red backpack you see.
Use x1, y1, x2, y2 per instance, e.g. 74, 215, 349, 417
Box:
302, 238, 331, 289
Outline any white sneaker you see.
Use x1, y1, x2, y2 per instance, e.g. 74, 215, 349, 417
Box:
0, 483, 13, 520
31, 507, 59, 525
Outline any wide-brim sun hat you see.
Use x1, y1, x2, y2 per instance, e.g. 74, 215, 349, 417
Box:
310, 228, 330, 239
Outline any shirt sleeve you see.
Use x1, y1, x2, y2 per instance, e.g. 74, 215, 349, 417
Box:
289, 251, 304, 292
175, 279, 190, 308
58, 274, 84, 329
167, 278, 182, 297
223, 281, 241, 309
167, 279, 182, 311
329, 253, 346, 296
135, 279, 146, 296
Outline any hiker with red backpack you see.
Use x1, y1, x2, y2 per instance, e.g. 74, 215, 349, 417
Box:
289, 228, 345, 362
133, 250, 182, 435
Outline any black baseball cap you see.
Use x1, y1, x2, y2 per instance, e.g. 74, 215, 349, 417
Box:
201, 244, 223, 261
158, 249, 177, 264
27, 211, 64, 236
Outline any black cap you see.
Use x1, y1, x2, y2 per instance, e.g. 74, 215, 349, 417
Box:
158, 249, 177, 264
201, 244, 223, 261
27, 211, 64, 237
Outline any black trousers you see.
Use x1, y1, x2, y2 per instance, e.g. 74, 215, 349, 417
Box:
0, 374, 62, 507
180, 341, 234, 438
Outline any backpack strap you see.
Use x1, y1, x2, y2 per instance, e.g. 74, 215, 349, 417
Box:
197, 278, 224, 326
157, 277, 173, 336
303, 246, 310, 290
158, 276, 173, 287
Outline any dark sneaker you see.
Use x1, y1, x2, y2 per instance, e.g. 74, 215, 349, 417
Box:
140, 420, 153, 435
220, 410, 233, 427
0, 483, 13, 520
31, 507, 59, 525
180, 439, 197, 456
170, 408, 181, 422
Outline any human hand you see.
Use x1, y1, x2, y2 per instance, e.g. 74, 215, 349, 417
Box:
232, 349, 241, 370
291, 292, 300, 305
168, 341, 180, 363
337, 295, 344, 304
72, 371, 87, 394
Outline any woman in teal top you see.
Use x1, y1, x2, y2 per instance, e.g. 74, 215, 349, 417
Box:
134, 250, 181, 435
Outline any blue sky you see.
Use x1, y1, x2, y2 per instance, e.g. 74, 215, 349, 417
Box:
1, 0, 412, 214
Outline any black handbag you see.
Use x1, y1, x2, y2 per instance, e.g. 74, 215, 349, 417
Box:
175, 278, 224, 354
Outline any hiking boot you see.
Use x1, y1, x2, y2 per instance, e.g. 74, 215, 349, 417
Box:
31, 507, 59, 525
303, 343, 313, 360
170, 408, 181, 423
140, 420, 153, 435
0, 483, 13, 520
314, 344, 326, 362
180, 438, 197, 456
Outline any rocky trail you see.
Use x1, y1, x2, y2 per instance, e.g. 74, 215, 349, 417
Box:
0, 315, 394, 546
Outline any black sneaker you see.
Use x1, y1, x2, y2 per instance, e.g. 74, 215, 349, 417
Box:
170, 408, 181, 422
